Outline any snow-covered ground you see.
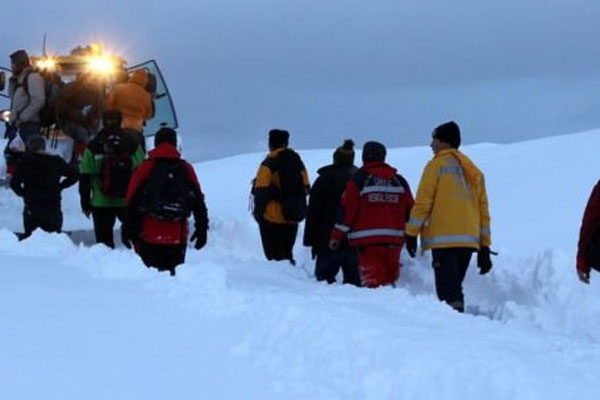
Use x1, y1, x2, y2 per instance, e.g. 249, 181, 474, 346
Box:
1, 131, 600, 399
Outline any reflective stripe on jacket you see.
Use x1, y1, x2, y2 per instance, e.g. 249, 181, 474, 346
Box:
406, 149, 491, 251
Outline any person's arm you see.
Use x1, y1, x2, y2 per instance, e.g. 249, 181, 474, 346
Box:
478, 175, 492, 248
9, 161, 25, 197
303, 175, 326, 247
577, 180, 600, 282
330, 179, 360, 242
405, 160, 438, 237
58, 158, 79, 190
252, 161, 273, 223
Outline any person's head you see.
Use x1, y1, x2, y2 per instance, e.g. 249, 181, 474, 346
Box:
26, 135, 46, 153
129, 69, 148, 87
102, 110, 123, 130
10, 49, 30, 74
431, 121, 461, 154
362, 141, 386, 163
333, 139, 355, 167
154, 127, 177, 147
268, 129, 289, 151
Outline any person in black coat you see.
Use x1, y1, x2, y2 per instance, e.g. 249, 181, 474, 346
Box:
303, 140, 360, 285
10, 135, 79, 238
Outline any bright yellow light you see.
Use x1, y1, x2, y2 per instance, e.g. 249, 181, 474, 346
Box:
87, 56, 115, 76
35, 58, 56, 71
90, 43, 102, 54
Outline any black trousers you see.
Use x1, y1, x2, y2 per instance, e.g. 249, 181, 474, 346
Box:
315, 248, 361, 286
22, 207, 62, 238
138, 242, 187, 275
92, 207, 125, 248
431, 247, 474, 312
258, 221, 298, 262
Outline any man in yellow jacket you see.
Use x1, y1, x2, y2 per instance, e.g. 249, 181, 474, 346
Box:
405, 121, 492, 313
253, 129, 310, 265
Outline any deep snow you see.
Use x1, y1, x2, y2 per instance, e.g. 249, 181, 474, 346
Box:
1, 131, 600, 399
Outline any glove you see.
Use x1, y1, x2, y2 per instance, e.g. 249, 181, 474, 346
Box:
81, 201, 92, 218
190, 228, 207, 250
405, 235, 417, 258
477, 246, 493, 275
329, 239, 340, 251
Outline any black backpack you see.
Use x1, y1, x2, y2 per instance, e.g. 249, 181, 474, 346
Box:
100, 132, 133, 198
19, 69, 63, 128
140, 159, 191, 221
274, 149, 307, 223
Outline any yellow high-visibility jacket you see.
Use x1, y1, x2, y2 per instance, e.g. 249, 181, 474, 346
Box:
406, 149, 491, 251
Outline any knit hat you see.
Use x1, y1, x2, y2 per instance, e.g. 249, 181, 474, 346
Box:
333, 139, 355, 166
102, 110, 123, 130
10, 49, 30, 69
362, 141, 386, 162
154, 127, 177, 147
432, 121, 461, 149
27, 135, 46, 152
268, 129, 289, 149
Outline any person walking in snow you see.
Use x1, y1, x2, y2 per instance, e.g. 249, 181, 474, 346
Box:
252, 129, 310, 265
329, 141, 414, 288
303, 139, 361, 285
79, 110, 145, 248
10, 135, 78, 239
123, 128, 208, 276
576, 181, 600, 283
405, 121, 492, 312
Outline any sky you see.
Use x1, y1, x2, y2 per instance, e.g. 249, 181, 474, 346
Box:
2, 0, 600, 161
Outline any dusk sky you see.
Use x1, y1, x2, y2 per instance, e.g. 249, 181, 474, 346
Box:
2, 1, 600, 160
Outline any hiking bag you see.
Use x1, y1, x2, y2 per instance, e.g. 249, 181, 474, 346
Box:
275, 150, 307, 223
140, 160, 191, 221
100, 132, 133, 197
20, 69, 63, 128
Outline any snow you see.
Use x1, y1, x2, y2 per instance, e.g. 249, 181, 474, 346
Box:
1, 131, 600, 399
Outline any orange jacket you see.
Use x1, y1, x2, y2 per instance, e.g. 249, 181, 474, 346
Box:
105, 69, 154, 132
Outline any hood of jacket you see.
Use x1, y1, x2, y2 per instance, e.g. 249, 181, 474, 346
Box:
360, 161, 397, 179
436, 149, 483, 186
148, 143, 181, 160
317, 163, 357, 176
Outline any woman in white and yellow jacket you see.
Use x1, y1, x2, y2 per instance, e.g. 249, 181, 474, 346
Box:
405, 121, 492, 312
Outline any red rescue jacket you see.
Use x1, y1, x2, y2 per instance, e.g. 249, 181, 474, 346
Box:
331, 162, 414, 247
126, 143, 202, 246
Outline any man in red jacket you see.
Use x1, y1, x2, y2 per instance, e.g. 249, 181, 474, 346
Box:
329, 141, 414, 288
577, 180, 600, 283
123, 128, 208, 276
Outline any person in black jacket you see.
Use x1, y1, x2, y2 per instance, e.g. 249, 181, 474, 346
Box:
10, 135, 79, 239
303, 140, 361, 285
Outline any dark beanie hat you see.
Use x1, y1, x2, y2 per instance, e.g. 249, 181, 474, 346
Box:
268, 129, 289, 149
155, 127, 177, 147
333, 139, 355, 166
433, 121, 461, 149
362, 141, 386, 162
10, 49, 30, 68
27, 135, 46, 152
102, 109, 123, 130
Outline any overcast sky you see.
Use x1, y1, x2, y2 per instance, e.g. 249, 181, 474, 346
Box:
2, 1, 600, 160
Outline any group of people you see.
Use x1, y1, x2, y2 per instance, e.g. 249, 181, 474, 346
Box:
253, 123, 492, 312
5, 49, 207, 276
6, 48, 599, 311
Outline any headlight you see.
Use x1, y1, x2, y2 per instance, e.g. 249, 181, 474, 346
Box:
87, 56, 115, 76
36, 58, 56, 71
1, 110, 11, 123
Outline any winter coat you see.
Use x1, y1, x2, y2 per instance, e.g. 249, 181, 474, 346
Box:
105, 69, 154, 132
55, 79, 103, 127
79, 129, 145, 208
406, 149, 491, 251
303, 164, 357, 256
577, 180, 600, 274
125, 143, 208, 246
10, 151, 78, 215
253, 147, 310, 224
9, 67, 45, 124
331, 162, 414, 247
